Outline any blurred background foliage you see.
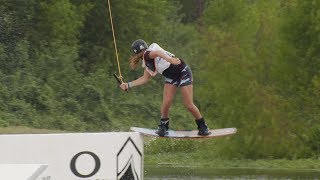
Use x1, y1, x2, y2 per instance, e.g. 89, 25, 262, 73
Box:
1, 0, 320, 159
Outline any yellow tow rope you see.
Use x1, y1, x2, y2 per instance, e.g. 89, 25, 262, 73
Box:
107, 0, 123, 83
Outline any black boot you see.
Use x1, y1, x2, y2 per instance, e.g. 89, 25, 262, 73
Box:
156, 118, 169, 137
195, 118, 211, 136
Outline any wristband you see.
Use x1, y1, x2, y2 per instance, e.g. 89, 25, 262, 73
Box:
128, 82, 133, 88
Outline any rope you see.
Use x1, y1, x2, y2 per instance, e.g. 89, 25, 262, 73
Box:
107, 0, 123, 83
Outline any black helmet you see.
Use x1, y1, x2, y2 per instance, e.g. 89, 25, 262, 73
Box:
131, 39, 148, 54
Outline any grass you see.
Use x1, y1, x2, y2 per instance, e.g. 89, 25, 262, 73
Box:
0, 126, 65, 134
144, 152, 320, 171
143, 136, 320, 171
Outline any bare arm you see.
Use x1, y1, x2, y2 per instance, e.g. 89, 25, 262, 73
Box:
149, 50, 181, 65
120, 69, 152, 91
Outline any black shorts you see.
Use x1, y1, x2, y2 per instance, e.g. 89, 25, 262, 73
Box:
164, 66, 193, 87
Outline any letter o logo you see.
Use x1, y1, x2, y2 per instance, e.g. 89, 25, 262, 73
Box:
70, 151, 101, 178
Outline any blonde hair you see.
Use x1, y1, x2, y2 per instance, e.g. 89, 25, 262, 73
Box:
129, 51, 144, 70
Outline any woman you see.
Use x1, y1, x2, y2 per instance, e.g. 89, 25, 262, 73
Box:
120, 39, 210, 136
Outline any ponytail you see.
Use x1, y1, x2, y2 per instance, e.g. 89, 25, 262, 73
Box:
129, 51, 144, 70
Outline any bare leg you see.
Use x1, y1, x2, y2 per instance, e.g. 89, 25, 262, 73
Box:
161, 83, 177, 118
180, 84, 202, 119
181, 84, 210, 136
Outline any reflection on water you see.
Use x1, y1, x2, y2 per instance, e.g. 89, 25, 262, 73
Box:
145, 165, 320, 179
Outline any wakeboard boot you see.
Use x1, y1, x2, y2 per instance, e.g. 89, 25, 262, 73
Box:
196, 118, 211, 136
156, 118, 169, 137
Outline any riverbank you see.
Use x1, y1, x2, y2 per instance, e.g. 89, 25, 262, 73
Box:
145, 152, 320, 171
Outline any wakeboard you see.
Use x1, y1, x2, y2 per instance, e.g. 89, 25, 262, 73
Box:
130, 127, 237, 138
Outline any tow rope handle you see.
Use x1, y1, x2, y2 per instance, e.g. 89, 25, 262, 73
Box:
113, 73, 128, 93
113, 73, 122, 84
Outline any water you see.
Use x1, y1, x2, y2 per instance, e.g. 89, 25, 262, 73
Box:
144, 166, 320, 179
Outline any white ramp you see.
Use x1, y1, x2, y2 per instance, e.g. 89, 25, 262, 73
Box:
0, 164, 48, 180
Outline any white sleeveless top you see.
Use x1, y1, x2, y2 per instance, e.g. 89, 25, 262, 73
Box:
142, 43, 175, 74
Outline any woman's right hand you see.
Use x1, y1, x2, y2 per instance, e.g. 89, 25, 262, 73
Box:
120, 83, 129, 91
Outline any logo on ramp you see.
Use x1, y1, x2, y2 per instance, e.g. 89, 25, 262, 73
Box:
117, 137, 142, 180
